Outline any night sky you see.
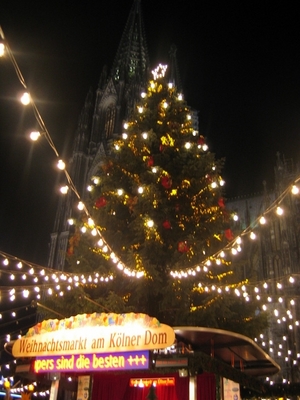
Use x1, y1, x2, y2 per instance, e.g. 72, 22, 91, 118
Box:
1, 1, 300, 266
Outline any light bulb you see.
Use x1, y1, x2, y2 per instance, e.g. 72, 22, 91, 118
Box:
30, 131, 41, 141
20, 92, 30, 105
292, 185, 299, 194
57, 159, 65, 170
60, 186, 68, 194
78, 201, 84, 210
276, 206, 283, 215
0, 43, 5, 56
250, 231, 256, 240
260, 216, 266, 225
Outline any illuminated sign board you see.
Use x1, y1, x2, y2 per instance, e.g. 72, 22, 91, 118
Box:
13, 324, 175, 358
34, 350, 150, 373
129, 377, 175, 387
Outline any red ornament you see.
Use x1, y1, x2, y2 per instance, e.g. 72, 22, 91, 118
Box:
128, 196, 138, 211
161, 175, 172, 189
218, 198, 225, 208
95, 196, 107, 208
147, 156, 154, 167
159, 144, 166, 152
178, 241, 189, 253
102, 161, 113, 172
224, 228, 234, 241
198, 135, 205, 145
162, 220, 171, 229
206, 174, 212, 182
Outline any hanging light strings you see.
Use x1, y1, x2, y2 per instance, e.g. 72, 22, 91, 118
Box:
2, 25, 300, 388
1, 25, 300, 282
0, 25, 131, 275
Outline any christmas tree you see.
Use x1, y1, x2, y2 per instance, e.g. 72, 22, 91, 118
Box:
45, 64, 267, 335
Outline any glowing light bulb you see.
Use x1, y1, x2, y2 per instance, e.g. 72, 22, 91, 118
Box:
142, 132, 148, 139
260, 216, 266, 225
0, 43, 5, 56
20, 92, 30, 105
60, 186, 68, 194
292, 185, 299, 194
250, 231, 256, 240
57, 159, 65, 170
185, 142, 191, 149
88, 218, 94, 227
233, 214, 239, 221
122, 133, 128, 139
276, 206, 283, 215
30, 131, 41, 141
147, 219, 154, 228
78, 201, 84, 210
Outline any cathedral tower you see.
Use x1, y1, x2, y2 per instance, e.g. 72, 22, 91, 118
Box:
48, 0, 150, 269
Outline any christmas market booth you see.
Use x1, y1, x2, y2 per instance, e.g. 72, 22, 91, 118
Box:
8, 312, 280, 400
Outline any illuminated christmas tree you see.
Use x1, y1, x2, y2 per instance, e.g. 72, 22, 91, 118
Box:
47, 65, 267, 333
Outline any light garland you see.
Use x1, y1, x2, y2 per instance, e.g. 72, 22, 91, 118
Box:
1, 25, 300, 282
2, 24, 300, 387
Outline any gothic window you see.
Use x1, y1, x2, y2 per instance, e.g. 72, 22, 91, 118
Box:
104, 105, 116, 139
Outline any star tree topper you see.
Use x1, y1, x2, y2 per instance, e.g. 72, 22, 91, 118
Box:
151, 63, 168, 80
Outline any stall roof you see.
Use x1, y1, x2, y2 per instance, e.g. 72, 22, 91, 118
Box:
174, 326, 280, 377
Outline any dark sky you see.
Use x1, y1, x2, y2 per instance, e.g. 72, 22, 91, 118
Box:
1, 1, 300, 265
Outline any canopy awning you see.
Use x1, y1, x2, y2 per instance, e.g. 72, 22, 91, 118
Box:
174, 326, 280, 377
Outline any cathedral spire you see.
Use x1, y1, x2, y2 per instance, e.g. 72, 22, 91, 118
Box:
110, 0, 149, 84
167, 44, 182, 92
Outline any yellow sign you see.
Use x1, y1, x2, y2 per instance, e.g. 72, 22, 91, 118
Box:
130, 377, 175, 387
12, 324, 175, 358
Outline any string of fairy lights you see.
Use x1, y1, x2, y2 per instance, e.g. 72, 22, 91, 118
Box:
1, 24, 300, 301
2, 24, 300, 386
1, 24, 300, 282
